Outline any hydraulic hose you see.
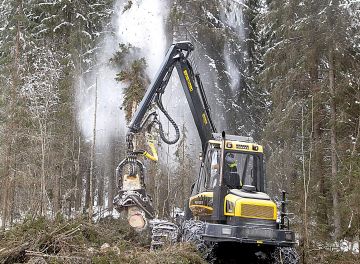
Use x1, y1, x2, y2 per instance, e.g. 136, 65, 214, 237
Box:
155, 93, 180, 145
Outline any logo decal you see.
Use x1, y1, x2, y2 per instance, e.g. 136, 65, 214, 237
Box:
202, 113, 208, 125
183, 69, 193, 92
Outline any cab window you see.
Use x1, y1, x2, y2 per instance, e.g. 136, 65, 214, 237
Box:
201, 146, 263, 191
223, 152, 261, 190
208, 149, 220, 189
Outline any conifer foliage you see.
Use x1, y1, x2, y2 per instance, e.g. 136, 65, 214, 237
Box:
0, 0, 114, 227
0, 1, 359, 262
111, 44, 150, 123
259, 0, 360, 260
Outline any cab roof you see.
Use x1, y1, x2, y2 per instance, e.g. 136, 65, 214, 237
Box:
212, 133, 254, 143
210, 133, 263, 153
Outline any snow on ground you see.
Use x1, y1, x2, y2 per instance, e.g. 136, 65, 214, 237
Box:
336, 240, 359, 254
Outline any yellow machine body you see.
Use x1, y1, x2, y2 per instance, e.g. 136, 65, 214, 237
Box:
189, 192, 277, 221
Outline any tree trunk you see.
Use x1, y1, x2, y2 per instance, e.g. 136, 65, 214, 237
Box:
314, 99, 329, 236
329, 48, 341, 239
98, 161, 104, 211
53, 162, 61, 216
301, 106, 309, 253
40, 124, 47, 216
9, 173, 16, 225
89, 77, 98, 222
2, 3, 22, 228
162, 120, 171, 217
107, 141, 116, 213
2, 176, 10, 230
84, 162, 90, 213
75, 135, 82, 212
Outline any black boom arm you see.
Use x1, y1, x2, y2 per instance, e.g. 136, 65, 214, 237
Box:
114, 42, 217, 223
128, 41, 216, 151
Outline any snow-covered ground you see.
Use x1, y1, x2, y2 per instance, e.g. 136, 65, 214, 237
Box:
335, 240, 359, 254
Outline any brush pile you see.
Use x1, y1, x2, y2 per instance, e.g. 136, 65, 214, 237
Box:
0, 216, 205, 264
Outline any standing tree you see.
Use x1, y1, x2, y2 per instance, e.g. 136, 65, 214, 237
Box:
0, 0, 114, 224
260, 0, 360, 261
22, 46, 63, 216
173, 123, 195, 210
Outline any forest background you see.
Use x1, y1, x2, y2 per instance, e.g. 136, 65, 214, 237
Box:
0, 0, 359, 263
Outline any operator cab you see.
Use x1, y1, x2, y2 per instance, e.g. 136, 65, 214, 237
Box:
191, 134, 265, 196
188, 134, 273, 219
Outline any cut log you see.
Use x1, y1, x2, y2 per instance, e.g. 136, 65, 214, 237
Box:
127, 206, 146, 230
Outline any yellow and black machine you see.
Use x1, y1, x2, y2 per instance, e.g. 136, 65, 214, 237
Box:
113, 41, 298, 263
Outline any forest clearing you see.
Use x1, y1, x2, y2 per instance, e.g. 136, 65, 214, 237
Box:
0, 0, 360, 263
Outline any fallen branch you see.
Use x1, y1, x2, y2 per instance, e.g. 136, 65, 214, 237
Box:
48, 223, 70, 236
25, 250, 90, 262
0, 242, 29, 264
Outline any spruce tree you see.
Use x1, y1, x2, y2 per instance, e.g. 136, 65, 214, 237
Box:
260, 0, 360, 257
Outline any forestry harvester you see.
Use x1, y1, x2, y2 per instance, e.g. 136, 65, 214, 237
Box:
113, 41, 299, 263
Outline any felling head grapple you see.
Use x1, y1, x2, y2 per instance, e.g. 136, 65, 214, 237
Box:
113, 133, 156, 229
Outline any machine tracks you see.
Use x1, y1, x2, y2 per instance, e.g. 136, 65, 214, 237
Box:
272, 247, 300, 264
149, 219, 299, 264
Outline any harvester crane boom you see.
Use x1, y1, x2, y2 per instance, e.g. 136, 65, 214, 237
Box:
114, 41, 217, 229
127, 41, 216, 151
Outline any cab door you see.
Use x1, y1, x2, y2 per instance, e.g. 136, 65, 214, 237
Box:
188, 145, 220, 216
